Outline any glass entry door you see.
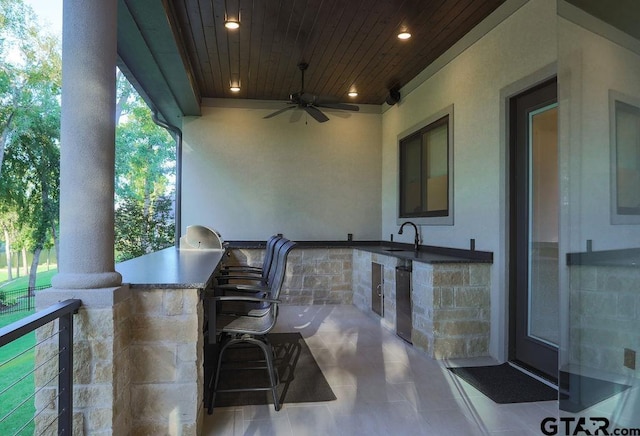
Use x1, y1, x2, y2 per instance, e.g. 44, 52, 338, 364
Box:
510, 78, 559, 381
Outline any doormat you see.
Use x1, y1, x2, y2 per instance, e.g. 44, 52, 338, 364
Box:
448, 363, 557, 403
560, 371, 631, 413
206, 332, 337, 408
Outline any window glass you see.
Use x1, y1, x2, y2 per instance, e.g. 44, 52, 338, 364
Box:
401, 135, 422, 214
615, 100, 640, 215
399, 115, 449, 218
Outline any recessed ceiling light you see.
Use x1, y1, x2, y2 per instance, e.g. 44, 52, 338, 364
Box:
397, 31, 411, 40
225, 20, 240, 30
230, 86, 241, 92
348, 91, 358, 97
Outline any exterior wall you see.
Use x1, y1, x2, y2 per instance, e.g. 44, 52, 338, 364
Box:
181, 101, 382, 242
226, 247, 353, 305
381, 0, 557, 360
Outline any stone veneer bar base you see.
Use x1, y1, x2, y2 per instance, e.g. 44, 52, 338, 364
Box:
353, 250, 491, 359
226, 248, 354, 304
35, 286, 204, 435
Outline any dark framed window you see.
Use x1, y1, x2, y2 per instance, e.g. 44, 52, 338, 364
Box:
399, 114, 450, 219
611, 94, 640, 223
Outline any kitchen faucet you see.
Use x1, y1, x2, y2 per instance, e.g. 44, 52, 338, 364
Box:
398, 221, 420, 252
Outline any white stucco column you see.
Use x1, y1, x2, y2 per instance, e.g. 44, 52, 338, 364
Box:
52, 0, 122, 289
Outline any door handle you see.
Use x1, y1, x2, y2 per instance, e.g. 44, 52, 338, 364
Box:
376, 283, 383, 297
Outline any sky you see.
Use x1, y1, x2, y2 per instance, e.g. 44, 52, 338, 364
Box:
24, 0, 62, 35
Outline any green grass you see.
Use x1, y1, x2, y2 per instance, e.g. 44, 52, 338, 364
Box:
0, 310, 36, 436
0, 267, 57, 292
0, 269, 60, 434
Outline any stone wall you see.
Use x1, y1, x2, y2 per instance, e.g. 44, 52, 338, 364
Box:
128, 287, 204, 435
35, 287, 132, 435
34, 286, 204, 435
569, 265, 640, 377
353, 249, 491, 359
226, 248, 353, 304
412, 262, 491, 359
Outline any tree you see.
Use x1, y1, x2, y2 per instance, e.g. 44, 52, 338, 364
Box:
1, 1, 175, 275
0, 0, 61, 285
115, 196, 174, 261
0, 209, 19, 280
114, 72, 176, 261
1, 0, 60, 175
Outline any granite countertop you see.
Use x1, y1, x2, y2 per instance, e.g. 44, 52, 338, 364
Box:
357, 245, 493, 264
227, 240, 493, 264
116, 246, 226, 288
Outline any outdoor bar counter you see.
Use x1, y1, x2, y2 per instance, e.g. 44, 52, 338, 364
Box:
108, 242, 491, 434
115, 245, 227, 288
112, 246, 227, 435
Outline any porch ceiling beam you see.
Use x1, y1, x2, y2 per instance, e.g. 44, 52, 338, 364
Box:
117, 0, 201, 125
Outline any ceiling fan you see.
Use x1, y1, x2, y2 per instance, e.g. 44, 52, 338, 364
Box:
263, 62, 360, 123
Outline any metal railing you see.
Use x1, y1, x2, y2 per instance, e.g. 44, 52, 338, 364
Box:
0, 286, 52, 315
0, 299, 82, 435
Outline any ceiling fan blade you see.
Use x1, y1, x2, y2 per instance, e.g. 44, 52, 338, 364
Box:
316, 102, 360, 112
304, 105, 329, 123
263, 105, 295, 119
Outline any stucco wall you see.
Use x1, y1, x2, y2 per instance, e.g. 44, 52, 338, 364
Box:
181, 102, 382, 241
559, 11, 640, 252
381, 0, 557, 359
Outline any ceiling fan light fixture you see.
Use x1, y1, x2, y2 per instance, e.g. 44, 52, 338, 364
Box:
397, 31, 411, 40
224, 19, 240, 29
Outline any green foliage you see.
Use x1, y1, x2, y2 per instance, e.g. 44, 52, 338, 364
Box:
115, 196, 175, 262
115, 74, 175, 203
0, 291, 18, 306
1, 0, 61, 272
114, 73, 176, 260
0, 2, 177, 267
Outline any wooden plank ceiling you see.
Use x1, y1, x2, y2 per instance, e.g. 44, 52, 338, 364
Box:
172, 0, 506, 105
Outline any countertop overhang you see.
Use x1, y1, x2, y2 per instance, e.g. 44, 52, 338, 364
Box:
116, 246, 226, 288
